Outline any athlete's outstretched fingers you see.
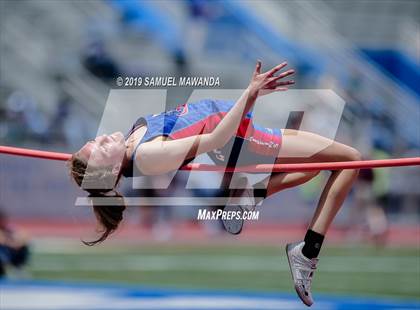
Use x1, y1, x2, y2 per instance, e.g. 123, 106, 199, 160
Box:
276, 80, 295, 86
263, 71, 295, 90
275, 69, 295, 80
266, 61, 287, 76
254, 60, 262, 76
265, 79, 294, 89
273, 87, 289, 92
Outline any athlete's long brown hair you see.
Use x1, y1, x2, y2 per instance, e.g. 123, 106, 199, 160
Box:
69, 154, 125, 246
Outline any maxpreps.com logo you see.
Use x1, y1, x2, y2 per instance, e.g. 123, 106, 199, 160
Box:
197, 208, 260, 221
75, 89, 345, 207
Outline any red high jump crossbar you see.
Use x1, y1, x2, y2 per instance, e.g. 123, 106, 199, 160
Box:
0, 145, 419, 172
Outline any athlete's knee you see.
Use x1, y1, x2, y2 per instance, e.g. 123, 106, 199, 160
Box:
333, 142, 362, 161
329, 143, 361, 162
346, 147, 362, 162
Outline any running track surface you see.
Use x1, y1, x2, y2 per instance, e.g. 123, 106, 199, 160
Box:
1, 280, 419, 310
14, 220, 420, 246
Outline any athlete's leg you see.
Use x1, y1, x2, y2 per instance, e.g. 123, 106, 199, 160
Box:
277, 129, 361, 164
277, 129, 361, 235
255, 171, 320, 197
222, 171, 319, 235
279, 129, 361, 306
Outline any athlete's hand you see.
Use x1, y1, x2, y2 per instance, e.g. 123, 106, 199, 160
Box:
248, 60, 295, 97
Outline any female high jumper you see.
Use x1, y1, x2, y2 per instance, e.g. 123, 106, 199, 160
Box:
69, 61, 361, 307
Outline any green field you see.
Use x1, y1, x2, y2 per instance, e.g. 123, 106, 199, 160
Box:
29, 241, 420, 300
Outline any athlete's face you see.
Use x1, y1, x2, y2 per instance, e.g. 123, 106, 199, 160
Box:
78, 132, 126, 173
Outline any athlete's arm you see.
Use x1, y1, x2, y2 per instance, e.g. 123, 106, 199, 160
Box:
211, 60, 294, 146
136, 61, 294, 175
135, 133, 216, 175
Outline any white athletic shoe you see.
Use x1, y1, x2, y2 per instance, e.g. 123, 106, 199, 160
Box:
222, 176, 256, 235
286, 241, 319, 307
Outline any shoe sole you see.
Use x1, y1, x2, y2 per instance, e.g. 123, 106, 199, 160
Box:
285, 243, 312, 307
222, 205, 244, 235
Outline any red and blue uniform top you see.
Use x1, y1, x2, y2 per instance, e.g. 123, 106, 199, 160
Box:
123, 99, 281, 177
